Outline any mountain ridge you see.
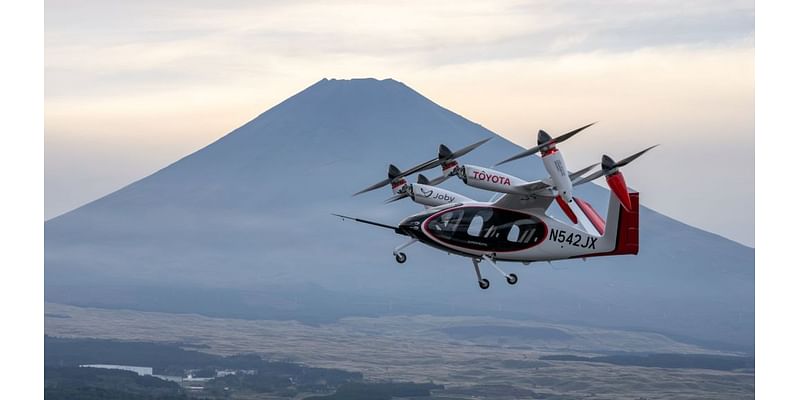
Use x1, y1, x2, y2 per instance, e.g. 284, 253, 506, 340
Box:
45, 77, 753, 349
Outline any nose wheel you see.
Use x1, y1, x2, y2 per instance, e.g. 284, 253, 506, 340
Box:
479, 278, 490, 289
392, 239, 417, 264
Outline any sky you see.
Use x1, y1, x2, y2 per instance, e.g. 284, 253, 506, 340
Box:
44, 0, 754, 246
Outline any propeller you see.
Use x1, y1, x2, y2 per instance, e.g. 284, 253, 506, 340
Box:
494, 122, 596, 167
354, 137, 491, 196
572, 145, 658, 186
572, 145, 658, 211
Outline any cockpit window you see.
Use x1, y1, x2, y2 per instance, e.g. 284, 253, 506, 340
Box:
429, 209, 464, 239
425, 207, 546, 252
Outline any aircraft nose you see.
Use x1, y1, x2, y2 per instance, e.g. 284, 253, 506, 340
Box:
399, 217, 423, 234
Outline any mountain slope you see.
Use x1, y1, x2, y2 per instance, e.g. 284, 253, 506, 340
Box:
45, 78, 754, 350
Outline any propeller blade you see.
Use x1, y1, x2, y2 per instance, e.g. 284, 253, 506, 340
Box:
449, 137, 492, 159
572, 170, 605, 186
354, 138, 491, 196
614, 145, 659, 168
417, 174, 430, 185
354, 161, 438, 196
568, 163, 600, 181
493, 146, 540, 167
494, 122, 596, 166
384, 193, 409, 204
573, 146, 656, 186
353, 178, 392, 196
550, 121, 596, 145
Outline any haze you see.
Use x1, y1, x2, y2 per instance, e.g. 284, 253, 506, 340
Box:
44, 0, 754, 246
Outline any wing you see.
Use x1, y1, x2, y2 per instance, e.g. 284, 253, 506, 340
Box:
509, 162, 599, 195
493, 162, 600, 211
492, 192, 556, 211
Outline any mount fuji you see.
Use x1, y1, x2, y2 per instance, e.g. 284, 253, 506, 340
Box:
45, 78, 754, 350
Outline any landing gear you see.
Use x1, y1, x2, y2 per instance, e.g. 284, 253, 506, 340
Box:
473, 256, 518, 289
482, 254, 519, 286
506, 273, 518, 285
392, 239, 417, 264
472, 258, 490, 290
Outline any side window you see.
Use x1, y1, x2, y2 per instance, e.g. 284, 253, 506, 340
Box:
516, 220, 539, 243
467, 215, 484, 237
507, 224, 520, 242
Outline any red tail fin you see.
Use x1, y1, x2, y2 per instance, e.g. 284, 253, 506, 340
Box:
609, 192, 639, 255
574, 192, 639, 258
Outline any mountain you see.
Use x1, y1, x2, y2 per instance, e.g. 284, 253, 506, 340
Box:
45, 78, 754, 351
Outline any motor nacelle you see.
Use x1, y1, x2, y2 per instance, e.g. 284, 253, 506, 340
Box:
495, 125, 596, 203
459, 165, 527, 194
541, 148, 574, 203
602, 155, 632, 211
409, 184, 471, 207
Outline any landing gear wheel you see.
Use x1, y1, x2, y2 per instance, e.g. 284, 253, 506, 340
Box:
479, 278, 490, 290
395, 252, 407, 264
506, 273, 518, 285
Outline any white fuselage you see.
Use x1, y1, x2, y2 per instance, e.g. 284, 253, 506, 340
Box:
398, 196, 623, 262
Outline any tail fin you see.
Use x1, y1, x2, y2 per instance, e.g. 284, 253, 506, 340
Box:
568, 189, 639, 259
598, 190, 639, 255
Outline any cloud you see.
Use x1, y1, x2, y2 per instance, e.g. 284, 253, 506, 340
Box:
45, 0, 753, 75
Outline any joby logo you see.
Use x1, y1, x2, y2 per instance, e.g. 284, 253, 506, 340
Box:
471, 170, 511, 185
419, 188, 454, 202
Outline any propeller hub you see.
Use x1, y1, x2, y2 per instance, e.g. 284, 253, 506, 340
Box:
438, 144, 453, 159
601, 155, 617, 174
537, 130, 553, 145
387, 164, 402, 179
